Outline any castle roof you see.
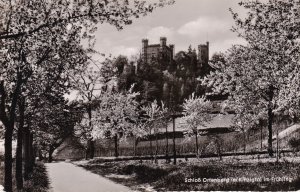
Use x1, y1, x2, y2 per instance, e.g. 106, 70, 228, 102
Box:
147, 44, 160, 47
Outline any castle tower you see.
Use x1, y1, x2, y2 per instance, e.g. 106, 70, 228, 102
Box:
198, 41, 209, 68
142, 39, 148, 63
197, 41, 210, 76
141, 37, 173, 64
160, 37, 167, 48
169, 44, 174, 60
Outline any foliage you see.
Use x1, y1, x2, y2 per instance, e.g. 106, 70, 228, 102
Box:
92, 85, 140, 140
72, 58, 115, 147
288, 137, 300, 151
182, 93, 212, 134
141, 100, 168, 137
209, 52, 226, 69
202, 0, 300, 155
33, 99, 79, 157
0, 0, 174, 41
23, 163, 49, 192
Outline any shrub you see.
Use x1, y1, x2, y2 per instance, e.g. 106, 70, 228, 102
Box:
23, 163, 49, 192
156, 170, 185, 191
187, 165, 224, 179
119, 164, 136, 175
288, 137, 300, 151
116, 163, 168, 182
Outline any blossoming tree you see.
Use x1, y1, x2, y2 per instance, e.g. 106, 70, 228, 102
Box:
203, 0, 300, 156
182, 93, 212, 156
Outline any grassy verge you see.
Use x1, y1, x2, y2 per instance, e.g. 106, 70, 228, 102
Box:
78, 158, 300, 191
0, 160, 49, 192
23, 162, 49, 192
0, 159, 3, 190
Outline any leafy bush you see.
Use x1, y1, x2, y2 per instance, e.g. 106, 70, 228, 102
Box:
23, 163, 49, 192
187, 165, 224, 179
118, 164, 136, 175
288, 137, 300, 151
0, 162, 3, 187
120, 164, 168, 182
156, 170, 185, 190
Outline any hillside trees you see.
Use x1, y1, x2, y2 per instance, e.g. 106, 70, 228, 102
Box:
116, 56, 139, 92
203, 0, 300, 156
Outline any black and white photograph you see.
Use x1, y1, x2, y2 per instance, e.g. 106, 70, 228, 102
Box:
1, 0, 300, 191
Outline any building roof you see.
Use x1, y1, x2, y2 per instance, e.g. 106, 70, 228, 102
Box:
147, 44, 160, 48
137, 114, 236, 141
160, 114, 235, 135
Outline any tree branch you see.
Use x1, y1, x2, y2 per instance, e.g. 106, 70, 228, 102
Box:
0, 81, 9, 127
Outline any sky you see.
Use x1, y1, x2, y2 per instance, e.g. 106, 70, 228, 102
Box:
92, 0, 248, 60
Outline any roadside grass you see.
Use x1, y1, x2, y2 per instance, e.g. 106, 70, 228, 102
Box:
78, 158, 300, 191
0, 159, 3, 190
23, 162, 49, 192
0, 159, 49, 192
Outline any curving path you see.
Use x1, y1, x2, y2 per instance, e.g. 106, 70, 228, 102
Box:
46, 162, 132, 192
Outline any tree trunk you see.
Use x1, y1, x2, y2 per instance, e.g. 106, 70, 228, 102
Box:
1, 73, 22, 191
16, 130, 24, 190
86, 139, 91, 159
149, 129, 153, 158
32, 145, 37, 165
48, 145, 54, 163
85, 148, 89, 160
243, 130, 246, 154
133, 137, 137, 156
28, 133, 34, 173
260, 125, 263, 151
114, 135, 119, 157
89, 140, 95, 159
4, 125, 13, 192
216, 137, 222, 160
154, 133, 158, 164
38, 149, 43, 161
267, 105, 274, 157
195, 130, 199, 156
16, 99, 25, 190
23, 126, 30, 180
87, 104, 94, 159
165, 121, 169, 161
172, 117, 176, 165
276, 129, 279, 162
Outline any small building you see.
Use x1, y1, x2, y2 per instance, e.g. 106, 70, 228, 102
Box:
54, 137, 85, 160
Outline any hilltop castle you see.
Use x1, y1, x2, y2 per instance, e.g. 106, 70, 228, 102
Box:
140, 37, 210, 76
116, 37, 213, 107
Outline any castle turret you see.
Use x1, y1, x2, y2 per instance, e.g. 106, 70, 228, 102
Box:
142, 38, 149, 47
160, 37, 167, 47
198, 41, 209, 67
169, 44, 174, 60
206, 41, 209, 59
197, 41, 210, 76
141, 37, 173, 64
142, 39, 148, 63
